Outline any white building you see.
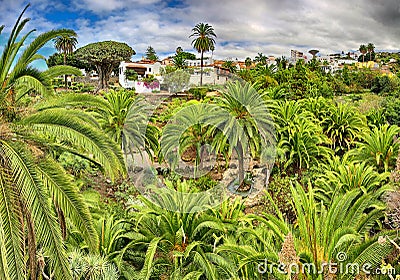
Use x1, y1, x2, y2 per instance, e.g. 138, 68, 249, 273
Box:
188, 66, 231, 86
118, 61, 162, 93
119, 58, 234, 91
186, 57, 213, 67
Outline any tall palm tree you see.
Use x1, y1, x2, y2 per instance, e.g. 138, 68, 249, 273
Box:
367, 42, 375, 61
0, 5, 125, 279
190, 22, 216, 86
54, 33, 78, 88
359, 44, 367, 63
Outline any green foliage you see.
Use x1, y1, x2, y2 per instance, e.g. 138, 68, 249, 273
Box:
315, 155, 389, 203
58, 151, 92, 177
162, 69, 190, 93
262, 175, 296, 222
172, 53, 187, 69
124, 68, 138, 81
272, 99, 331, 172
366, 108, 386, 128
145, 45, 159, 61
371, 75, 400, 95
0, 5, 116, 279
350, 124, 400, 172
125, 180, 239, 279
188, 87, 209, 100
188, 175, 218, 191
382, 97, 400, 126
47, 52, 94, 71
221, 60, 237, 73
68, 250, 119, 280
322, 102, 366, 152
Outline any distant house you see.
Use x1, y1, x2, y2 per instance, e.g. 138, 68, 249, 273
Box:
290, 49, 305, 64
119, 57, 237, 91
119, 60, 162, 93
186, 57, 213, 67
161, 57, 173, 66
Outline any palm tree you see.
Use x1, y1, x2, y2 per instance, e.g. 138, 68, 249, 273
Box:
315, 156, 388, 203
350, 124, 400, 172
161, 102, 217, 175
272, 100, 331, 172
322, 102, 366, 152
359, 44, 367, 63
217, 182, 394, 279
0, 5, 125, 279
54, 33, 78, 88
211, 81, 275, 188
210, 44, 215, 59
190, 23, 216, 86
277, 115, 331, 172
367, 42, 375, 61
126, 180, 237, 279
222, 60, 237, 73
36, 90, 160, 159
244, 57, 252, 69
254, 52, 267, 65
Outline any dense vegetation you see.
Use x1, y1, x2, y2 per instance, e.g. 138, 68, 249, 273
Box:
1, 5, 400, 280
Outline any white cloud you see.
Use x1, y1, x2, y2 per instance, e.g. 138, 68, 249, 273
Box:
1, 0, 400, 63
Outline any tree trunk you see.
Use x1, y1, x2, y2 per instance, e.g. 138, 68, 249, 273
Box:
237, 142, 244, 186
96, 64, 114, 92
96, 65, 104, 91
200, 50, 204, 87
63, 53, 67, 89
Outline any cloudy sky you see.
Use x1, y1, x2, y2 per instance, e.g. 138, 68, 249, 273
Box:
1, 0, 400, 69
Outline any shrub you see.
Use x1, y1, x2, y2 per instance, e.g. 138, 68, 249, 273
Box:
383, 97, 400, 126
188, 86, 209, 100
261, 175, 296, 223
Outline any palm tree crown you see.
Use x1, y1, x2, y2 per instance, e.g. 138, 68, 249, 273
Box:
54, 34, 78, 60
54, 34, 78, 88
359, 44, 367, 63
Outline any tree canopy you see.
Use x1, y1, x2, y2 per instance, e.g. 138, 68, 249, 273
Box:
145, 45, 159, 61
75, 41, 135, 91
47, 52, 94, 71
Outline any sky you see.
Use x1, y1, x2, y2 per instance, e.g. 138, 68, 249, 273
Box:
1, 0, 400, 70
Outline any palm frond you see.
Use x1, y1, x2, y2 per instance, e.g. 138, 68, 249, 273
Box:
36, 156, 98, 252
